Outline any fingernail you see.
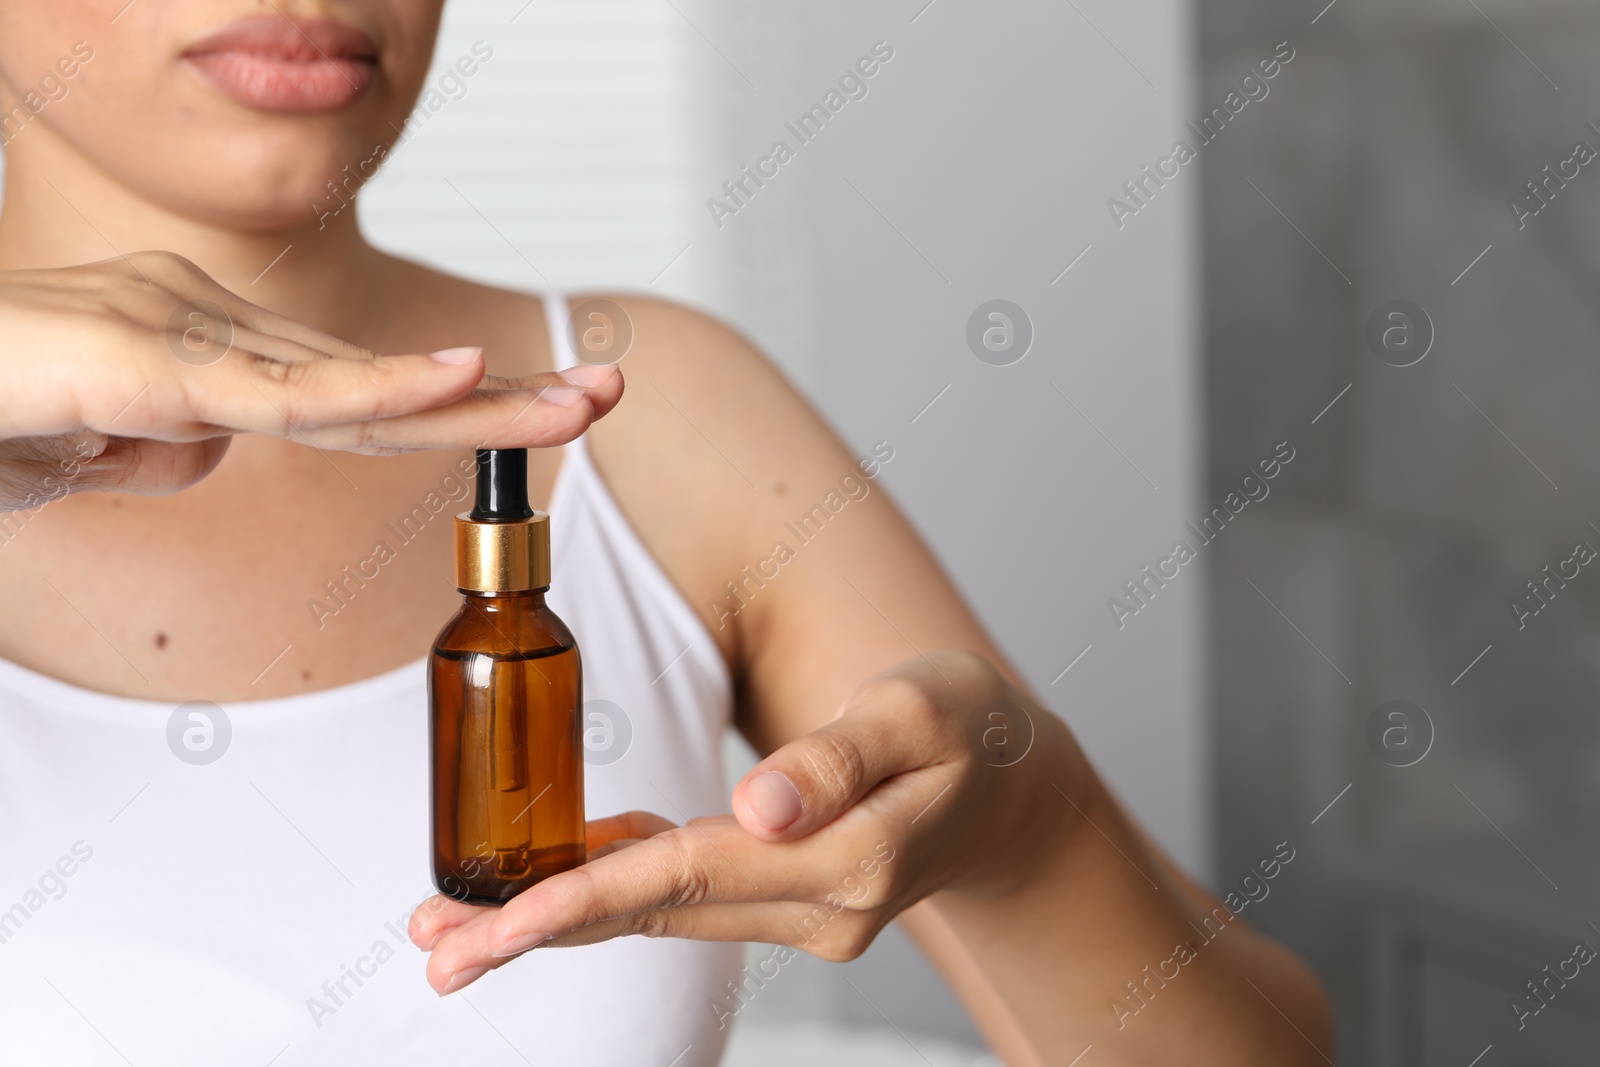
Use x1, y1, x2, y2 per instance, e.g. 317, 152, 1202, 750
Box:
429, 346, 482, 365
743, 771, 803, 832
559, 363, 618, 388
541, 385, 586, 408
441, 965, 489, 995
492, 932, 553, 958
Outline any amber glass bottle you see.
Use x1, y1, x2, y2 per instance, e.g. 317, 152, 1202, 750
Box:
430, 449, 584, 905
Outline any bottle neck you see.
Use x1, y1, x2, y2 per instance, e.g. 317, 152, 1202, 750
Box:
459, 587, 549, 609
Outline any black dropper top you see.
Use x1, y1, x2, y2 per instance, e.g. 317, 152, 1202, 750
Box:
470, 449, 534, 521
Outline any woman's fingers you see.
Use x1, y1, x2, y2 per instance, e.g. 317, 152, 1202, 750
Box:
535, 898, 850, 951
187, 347, 489, 434
427, 899, 853, 994
0, 433, 232, 505
3, 252, 626, 451
66, 347, 483, 441
77, 436, 233, 496
291, 365, 624, 453
480, 812, 755, 953
216, 298, 389, 364
420, 908, 511, 993
478, 814, 881, 960
106, 352, 621, 452
540, 896, 889, 965
202, 323, 372, 368
408, 896, 488, 953
544, 363, 625, 420
585, 809, 676, 851
133, 352, 621, 453
408, 809, 675, 953
416, 799, 910, 994
0, 255, 631, 517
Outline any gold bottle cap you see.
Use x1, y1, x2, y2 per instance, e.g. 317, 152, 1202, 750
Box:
454, 511, 551, 593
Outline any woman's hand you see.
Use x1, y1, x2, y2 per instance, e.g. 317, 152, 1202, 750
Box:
409, 650, 1077, 995
0, 251, 621, 511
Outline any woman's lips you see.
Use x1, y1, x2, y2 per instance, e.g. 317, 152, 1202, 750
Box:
183, 16, 377, 112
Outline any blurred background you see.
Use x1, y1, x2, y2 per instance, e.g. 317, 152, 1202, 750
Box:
356, 0, 1600, 1062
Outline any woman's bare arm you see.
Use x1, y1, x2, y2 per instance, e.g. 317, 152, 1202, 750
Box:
616, 297, 1334, 1061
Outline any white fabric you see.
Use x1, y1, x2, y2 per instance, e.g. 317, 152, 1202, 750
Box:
0, 292, 742, 1066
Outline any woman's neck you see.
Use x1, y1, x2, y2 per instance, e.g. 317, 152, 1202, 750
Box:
0, 125, 394, 339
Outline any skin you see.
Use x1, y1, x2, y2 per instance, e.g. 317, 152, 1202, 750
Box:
0, 2, 1335, 1064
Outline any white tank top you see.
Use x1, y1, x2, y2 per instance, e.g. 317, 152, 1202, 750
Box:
0, 292, 743, 1066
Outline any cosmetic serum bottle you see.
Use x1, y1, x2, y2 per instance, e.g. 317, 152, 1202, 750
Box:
430, 449, 585, 904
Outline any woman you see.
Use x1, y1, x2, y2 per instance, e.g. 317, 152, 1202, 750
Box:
0, 2, 1333, 1065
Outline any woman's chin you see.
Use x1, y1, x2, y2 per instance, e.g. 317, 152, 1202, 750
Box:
135, 185, 350, 237
101, 140, 378, 235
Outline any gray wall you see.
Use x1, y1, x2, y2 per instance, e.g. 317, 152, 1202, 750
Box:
1201, 0, 1600, 1062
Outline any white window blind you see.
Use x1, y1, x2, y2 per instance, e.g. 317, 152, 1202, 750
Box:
361, 0, 711, 301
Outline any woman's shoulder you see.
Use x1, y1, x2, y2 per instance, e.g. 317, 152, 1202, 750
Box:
560, 290, 850, 518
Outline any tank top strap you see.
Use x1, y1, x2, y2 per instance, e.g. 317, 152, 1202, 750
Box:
542, 289, 580, 372
540, 289, 591, 466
